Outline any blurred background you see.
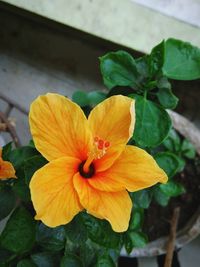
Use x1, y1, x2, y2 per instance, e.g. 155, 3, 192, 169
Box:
0, 0, 199, 266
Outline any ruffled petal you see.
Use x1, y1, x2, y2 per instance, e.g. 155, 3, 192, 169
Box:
89, 145, 167, 192
29, 93, 92, 161
73, 173, 132, 232
88, 95, 135, 171
30, 157, 83, 227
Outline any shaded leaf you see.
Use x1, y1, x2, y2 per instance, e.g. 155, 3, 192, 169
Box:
0, 185, 16, 221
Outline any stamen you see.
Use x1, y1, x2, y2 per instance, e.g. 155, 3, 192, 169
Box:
83, 136, 110, 173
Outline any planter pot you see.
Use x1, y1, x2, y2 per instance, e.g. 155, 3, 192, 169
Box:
121, 110, 200, 257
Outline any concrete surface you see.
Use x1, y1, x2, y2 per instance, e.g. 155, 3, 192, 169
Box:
1, 0, 200, 53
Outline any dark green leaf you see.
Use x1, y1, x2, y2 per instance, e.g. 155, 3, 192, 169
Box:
2, 143, 12, 161
88, 91, 107, 106
9, 146, 39, 170
181, 139, 196, 159
95, 255, 115, 267
153, 186, 170, 206
133, 96, 171, 147
0, 185, 16, 221
0, 247, 13, 264
60, 253, 83, 267
157, 87, 178, 109
72, 91, 89, 107
17, 259, 36, 267
24, 155, 47, 185
83, 214, 121, 248
124, 231, 148, 253
0, 207, 36, 253
100, 51, 139, 89
135, 56, 150, 79
163, 38, 200, 80
149, 40, 165, 76
159, 180, 185, 197
36, 223, 66, 251
154, 152, 180, 178
132, 189, 152, 209
163, 129, 181, 152
13, 177, 31, 202
129, 208, 144, 231
31, 252, 60, 267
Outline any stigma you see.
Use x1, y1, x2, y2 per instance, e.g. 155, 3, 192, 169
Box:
83, 136, 110, 173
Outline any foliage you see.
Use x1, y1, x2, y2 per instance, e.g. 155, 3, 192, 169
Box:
1, 38, 199, 265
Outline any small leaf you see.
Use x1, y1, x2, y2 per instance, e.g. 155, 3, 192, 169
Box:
2, 143, 12, 161
154, 152, 180, 178
31, 252, 60, 267
36, 223, 66, 251
95, 255, 115, 267
0, 185, 16, 221
157, 87, 178, 109
159, 180, 185, 197
163, 38, 200, 80
129, 208, 144, 230
0, 247, 13, 264
88, 91, 107, 106
131, 189, 152, 209
24, 155, 47, 185
60, 253, 83, 267
100, 51, 139, 89
163, 129, 181, 152
72, 91, 89, 107
0, 207, 36, 253
181, 139, 196, 159
149, 40, 165, 76
125, 231, 148, 253
153, 186, 170, 206
133, 96, 171, 147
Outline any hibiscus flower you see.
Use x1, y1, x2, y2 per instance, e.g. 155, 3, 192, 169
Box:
29, 93, 167, 232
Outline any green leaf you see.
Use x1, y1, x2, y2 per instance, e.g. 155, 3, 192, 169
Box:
24, 155, 47, 185
0, 247, 13, 264
163, 38, 200, 80
149, 40, 165, 76
88, 91, 107, 106
125, 231, 148, 253
129, 208, 144, 231
157, 87, 178, 109
0, 185, 16, 221
133, 96, 171, 147
95, 255, 115, 267
131, 189, 152, 209
83, 214, 121, 249
72, 91, 89, 107
13, 176, 31, 202
60, 253, 83, 267
181, 139, 196, 159
17, 259, 36, 267
135, 56, 150, 79
153, 186, 170, 206
163, 129, 181, 152
2, 143, 12, 161
154, 152, 180, 178
31, 252, 60, 267
0, 207, 36, 253
9, 146, 39, 170
36, 223, 66, 251
100, 51, 139, 89
159, 180, 185, 197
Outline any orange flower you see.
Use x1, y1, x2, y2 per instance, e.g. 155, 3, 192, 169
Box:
29, 93, 167, 232
0, 148, 16, 179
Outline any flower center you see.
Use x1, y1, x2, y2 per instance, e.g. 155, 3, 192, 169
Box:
82, 136, 110, 174
79, 161, 95, 179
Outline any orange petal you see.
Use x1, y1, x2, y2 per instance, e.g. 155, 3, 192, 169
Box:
0, 160, 16, 179
73, 173, 132, 232
30, 157, 83, 227
29, 93, 92, 161
90, 145, 167, 192
88, 95, 135, 171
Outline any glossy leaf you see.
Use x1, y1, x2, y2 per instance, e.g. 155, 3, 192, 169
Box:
133, 96, 171, 147
157, 87, 178, 109
181, 139, 196, 159
31, 252, 60, 267
60, 253, 83, 267
153, 187, 170, 206
149, 40, 165, 76
163, 129, 181, 152
159, 180, 185, 197
0, 185, 16, 221
72, 91, 89, 107
95, 255, 115, 267
0, 207, 36, 253
163, 38, 200, 80
155, 152, 180, 178
100, 51, 139, 89
129, 208, 144, 231
131, 189, 152, 209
